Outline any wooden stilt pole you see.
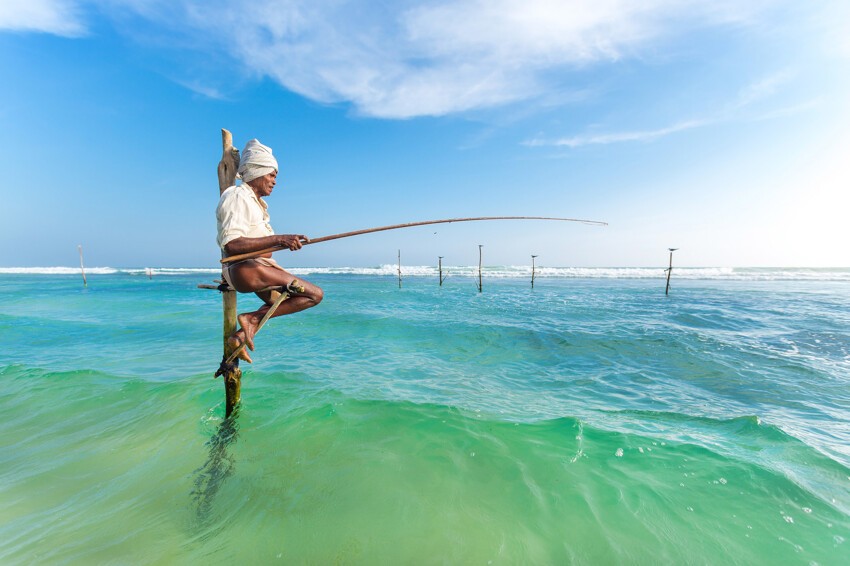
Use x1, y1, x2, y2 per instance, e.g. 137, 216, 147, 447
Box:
222, 290, 241, 417
398, 249, 402, 288
218, 129, 240, 197
665, 248, 678, 296
531, 255, 537, 288
78, 245, 87, 287
477, 245, 483, 293
438, 256, 444, 286
218, 129, 242, 417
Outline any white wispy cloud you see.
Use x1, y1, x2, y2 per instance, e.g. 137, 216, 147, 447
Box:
171, 78, 226, 101
749, 98, 821, 121
131, 0, 777, 118
0, 0, 86, 36
525, 120, 708, 148
3, 0, 812, 121
526, 70, 811, 149
730, 70, 795, 111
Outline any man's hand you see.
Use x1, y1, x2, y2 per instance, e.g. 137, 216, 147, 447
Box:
278, 234, 308, 250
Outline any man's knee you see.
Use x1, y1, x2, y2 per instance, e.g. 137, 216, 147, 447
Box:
311, 286, 324, 305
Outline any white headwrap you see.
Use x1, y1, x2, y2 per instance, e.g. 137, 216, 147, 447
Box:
238, 139, 278, 183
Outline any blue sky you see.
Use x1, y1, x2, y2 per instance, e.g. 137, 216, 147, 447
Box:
1, 0, 848, 268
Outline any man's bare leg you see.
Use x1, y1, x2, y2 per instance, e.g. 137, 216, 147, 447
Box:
226, 260, 323, 361
236, 294, 321, 350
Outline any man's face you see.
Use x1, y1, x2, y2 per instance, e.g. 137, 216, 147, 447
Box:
251, 171, 278, 197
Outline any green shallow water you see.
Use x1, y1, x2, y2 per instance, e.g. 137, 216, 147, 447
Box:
1, 272, 848, 564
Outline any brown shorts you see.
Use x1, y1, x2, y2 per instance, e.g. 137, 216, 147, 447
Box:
221, 257, 287, 290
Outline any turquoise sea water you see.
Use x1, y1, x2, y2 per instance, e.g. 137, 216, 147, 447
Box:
1, 267, 848, 564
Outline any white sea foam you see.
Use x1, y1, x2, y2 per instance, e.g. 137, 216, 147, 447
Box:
289, 265, 850, 281
1, 266, 848, 281
0, 266, 121, 275
121, 268, 221, 276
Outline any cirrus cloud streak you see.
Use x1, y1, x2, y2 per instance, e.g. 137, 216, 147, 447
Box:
3, 0, 830, 121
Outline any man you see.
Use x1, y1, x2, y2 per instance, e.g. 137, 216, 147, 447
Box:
216, 139, 323, 363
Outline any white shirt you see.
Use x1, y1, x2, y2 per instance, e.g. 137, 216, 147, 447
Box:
216, 184, 274, 250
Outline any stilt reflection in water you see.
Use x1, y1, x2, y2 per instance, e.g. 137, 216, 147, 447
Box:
191, 408, 240, 520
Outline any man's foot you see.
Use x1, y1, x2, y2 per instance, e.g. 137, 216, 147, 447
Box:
227, 331, 253, 363
236, 313, 259, 351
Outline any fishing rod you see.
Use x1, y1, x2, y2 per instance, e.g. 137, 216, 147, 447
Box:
220, 215, 608, 264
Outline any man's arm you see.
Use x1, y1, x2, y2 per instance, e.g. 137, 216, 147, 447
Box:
223, 234, 307, 256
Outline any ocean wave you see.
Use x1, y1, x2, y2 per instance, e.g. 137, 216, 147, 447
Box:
2, 265, 848, 281
0, 266, 122, 275
0, 267, 219, 276
284, 265, 850, 281
122, 268, 221, 276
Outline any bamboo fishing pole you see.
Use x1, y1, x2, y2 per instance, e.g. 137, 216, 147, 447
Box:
221, 216, 607, 264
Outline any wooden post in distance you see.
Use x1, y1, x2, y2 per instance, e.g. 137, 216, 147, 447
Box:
665, 248, 678, 296
531, 255, 538, 288
477, 245, 483, 293
78, 245, 87, 287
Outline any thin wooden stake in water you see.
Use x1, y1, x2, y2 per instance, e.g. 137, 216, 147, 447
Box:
78, 245, 87, 287
398, 250, 402, 289
438, 256, 444, 286
665, 248, 678, 296
477, 245, 483, 293
531, 255, 538, 289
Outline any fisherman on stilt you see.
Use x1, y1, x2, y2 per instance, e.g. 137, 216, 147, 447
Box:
216, 139, 323, 363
